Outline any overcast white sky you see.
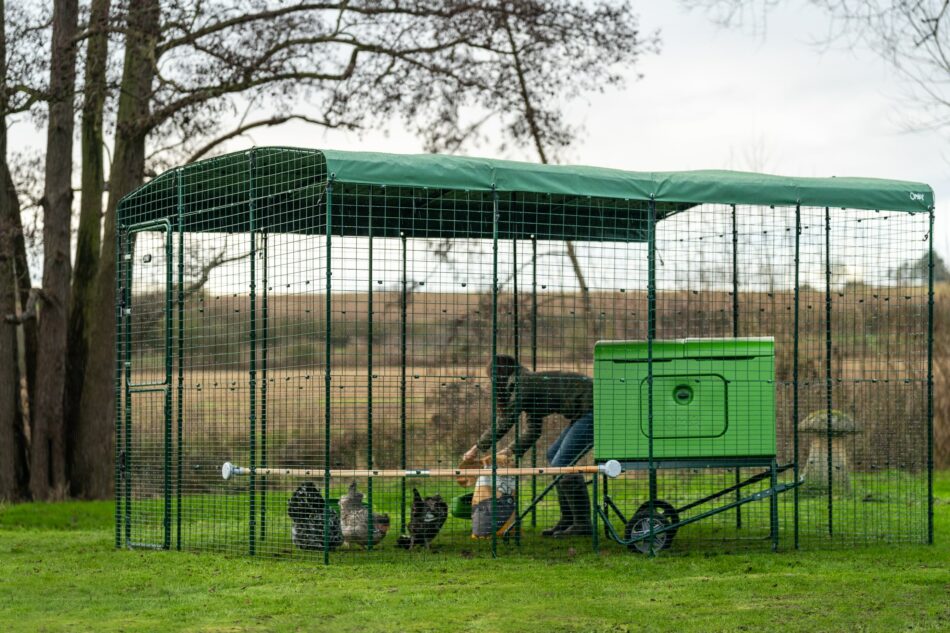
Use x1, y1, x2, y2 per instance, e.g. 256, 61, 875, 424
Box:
9, 2, 949, 258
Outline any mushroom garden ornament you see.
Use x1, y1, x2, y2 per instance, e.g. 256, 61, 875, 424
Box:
800, 409, 862, 493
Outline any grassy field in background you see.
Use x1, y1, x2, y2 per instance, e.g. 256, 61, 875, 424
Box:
0, 473, 947, 632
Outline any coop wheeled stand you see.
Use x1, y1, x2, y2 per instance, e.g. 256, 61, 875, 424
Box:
595, 458, 801, 554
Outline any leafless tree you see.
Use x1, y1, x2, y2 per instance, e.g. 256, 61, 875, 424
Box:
30, 0, 79, 501
1, 0, 657, 499
75, 0, 659, 498
0, 2, 47, 501
447, 2, 657, 335
0, 0, 20, 500
684, 0, 950, 135
65, 0, 111, 492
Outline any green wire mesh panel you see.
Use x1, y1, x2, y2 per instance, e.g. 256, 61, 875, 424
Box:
115, 148, 934, 560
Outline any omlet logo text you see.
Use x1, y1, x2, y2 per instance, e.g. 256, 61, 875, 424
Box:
910, 192, 925, 202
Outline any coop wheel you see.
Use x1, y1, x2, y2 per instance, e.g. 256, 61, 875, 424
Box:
624, 509, 671, 554
633, 500, 679, 547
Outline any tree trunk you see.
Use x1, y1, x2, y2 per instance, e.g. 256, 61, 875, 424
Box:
0, 158, 22, 501
0, 209, 18, 500
11, 188, 36, 415
67, 0, 111, 497
564, 240, 595, 334
501, 12, 594, 339
30, 0, 79, 501
0, 0, 26, 499
76, 0, 160, 499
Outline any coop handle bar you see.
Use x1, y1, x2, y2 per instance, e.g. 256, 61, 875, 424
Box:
221, 460, 623, 481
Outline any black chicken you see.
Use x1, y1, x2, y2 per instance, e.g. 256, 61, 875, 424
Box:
287, 481, 343, 551
396, 488, 448, 549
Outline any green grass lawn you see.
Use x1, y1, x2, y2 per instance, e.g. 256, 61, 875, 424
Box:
1, 474, 948, 633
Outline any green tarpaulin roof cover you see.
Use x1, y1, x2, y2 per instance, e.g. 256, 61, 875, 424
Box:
118, 147, 934, 240
319, 149, 934, 212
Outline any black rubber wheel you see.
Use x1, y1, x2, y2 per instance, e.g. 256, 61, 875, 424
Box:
633, 500, 679, 548
624, 509, 671, 554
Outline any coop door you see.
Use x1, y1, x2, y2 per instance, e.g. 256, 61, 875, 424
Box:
638, 374, 729, 440
120, 220, 173, 550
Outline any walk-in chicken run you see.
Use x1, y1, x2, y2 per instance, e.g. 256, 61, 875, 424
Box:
115, 148, 935, 560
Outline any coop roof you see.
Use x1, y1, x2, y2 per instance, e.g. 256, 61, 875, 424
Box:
319, 149, 934, 212
118, 147, 934, 240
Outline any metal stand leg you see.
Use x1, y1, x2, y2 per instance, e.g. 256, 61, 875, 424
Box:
591, 472, 599, 553
770, 459, 779, 552
735, 468, 742, 529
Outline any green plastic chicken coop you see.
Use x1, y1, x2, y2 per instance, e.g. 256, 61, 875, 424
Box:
594, 337, 776, 462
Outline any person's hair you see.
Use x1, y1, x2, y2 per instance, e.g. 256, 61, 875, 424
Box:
488, 355, 521, 404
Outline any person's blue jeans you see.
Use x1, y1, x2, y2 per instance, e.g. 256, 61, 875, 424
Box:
546, 411, 594, 467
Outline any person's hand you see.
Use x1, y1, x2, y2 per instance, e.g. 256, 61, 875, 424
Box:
462, 444, 479, 462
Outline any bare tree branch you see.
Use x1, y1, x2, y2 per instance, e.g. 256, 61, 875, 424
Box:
185, 114, 353, 163
501, 12, 548, 165
684, 0, 950, 134
5, 288, 45, 324
183, 247, 248, 299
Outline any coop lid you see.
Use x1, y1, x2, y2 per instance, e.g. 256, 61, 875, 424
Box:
118, 148, 934, 238
594, 337, 775, 362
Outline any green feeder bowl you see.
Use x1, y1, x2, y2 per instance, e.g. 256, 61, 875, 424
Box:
452, 493, 474, 520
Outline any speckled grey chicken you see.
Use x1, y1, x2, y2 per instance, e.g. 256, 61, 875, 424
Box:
396, 488, 448, 549
339, 481, 390, 548
287, 482, 343, 551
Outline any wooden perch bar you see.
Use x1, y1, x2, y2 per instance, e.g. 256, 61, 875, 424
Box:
221, 461, 623, 480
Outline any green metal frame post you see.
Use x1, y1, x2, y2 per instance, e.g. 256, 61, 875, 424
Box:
114, 220, 123, 549
731, 204, 742, 529
247, 151, 257, 556
647, 198, 657, 553
123, 230, 133, 547
793, 205, 801, 549
164, 221, 173, 551
512, 236, 521, 545
260, 230, 268, 543
176, 168, 185, 550
824, 207, 833, 535
366, 194, 375, 549
490, 187, 500, 558
927, 209, 935, 544
323, 177, 335, 565
400, 232, 408, 534
530, 235, 538, 527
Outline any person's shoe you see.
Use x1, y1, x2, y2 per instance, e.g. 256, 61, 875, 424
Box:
541, 478, 574, 537
553, 474, 592, 538
553, 523, 593, 538
541, 517, 571, 537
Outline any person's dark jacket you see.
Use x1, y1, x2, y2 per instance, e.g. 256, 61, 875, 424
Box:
476, 364, 593, 459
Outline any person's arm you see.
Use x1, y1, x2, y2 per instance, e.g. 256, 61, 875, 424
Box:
510, 413, 543, 460
475, 397, 520, 453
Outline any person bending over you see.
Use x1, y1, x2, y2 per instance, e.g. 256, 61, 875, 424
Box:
463, 355, 594, 537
